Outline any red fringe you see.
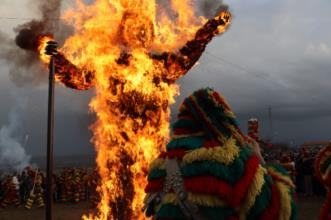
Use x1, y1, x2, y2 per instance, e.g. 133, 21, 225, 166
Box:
145, 178, 164, 193
173, 128, 199, 135
184, 155, 259, 204
167, 149, 187, 159
188, 96, 222, 142
158, 149, 188, 159
184, 176, 232, 199
203, 140, 220, 148
212, 91, 231, 111
259, 184, 281, 220
146, 155, 260, 208
211, 91, 246, 140
228, 155, 260, 206
320, 191, 331, 220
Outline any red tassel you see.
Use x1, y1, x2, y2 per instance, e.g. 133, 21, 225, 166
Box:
173, 128, 200, 135
167, 149, 187, 159
203, 140, 220, 148
320, 191, 331, 220
145, 178, 164, 193
228, 155, 260, 206
259, 184, 281, 220
184, 176, 232, 199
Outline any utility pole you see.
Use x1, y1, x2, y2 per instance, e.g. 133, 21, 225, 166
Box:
45, 41, 58, 220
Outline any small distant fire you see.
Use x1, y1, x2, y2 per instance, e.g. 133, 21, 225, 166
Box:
21, 1, 232, 219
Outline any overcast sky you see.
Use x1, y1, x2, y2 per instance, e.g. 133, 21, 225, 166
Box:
0, 0, 330, 159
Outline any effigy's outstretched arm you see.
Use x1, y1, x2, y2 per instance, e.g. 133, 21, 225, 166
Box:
153, 11, 232, 82
53, 52, 94, 90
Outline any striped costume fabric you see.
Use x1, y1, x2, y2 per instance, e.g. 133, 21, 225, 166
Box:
144, 88, 296, 220
315, 144, 331, 220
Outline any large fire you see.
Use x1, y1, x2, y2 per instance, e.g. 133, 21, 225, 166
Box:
36, 0, 231, 219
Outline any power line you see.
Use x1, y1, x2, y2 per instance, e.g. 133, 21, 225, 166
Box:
204, 51, 329, 107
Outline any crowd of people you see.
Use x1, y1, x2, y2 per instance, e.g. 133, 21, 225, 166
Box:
264, 146, 326, 196
0, 146, 327, 210
0, 167, 100, 209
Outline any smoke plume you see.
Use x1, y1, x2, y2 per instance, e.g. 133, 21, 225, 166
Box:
197, 0, 229, 18
0, 0, 73, 87
0, 96, 31, 171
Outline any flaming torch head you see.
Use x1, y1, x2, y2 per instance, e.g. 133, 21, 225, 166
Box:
45, 41, 58, 56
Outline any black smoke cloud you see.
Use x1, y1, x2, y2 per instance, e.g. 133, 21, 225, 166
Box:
197, 0, 229, 18
0, 0, 73, 87
15, 0, 62, 51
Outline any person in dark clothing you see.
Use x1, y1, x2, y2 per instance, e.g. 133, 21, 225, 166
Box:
19, 171, 28, 204
302, 149, 314, 196
295, 156, 305, 195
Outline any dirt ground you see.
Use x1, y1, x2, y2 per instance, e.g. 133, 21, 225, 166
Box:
0, 196, 325, 220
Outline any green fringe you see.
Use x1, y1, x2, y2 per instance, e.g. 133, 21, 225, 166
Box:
166, 135, 206, 151
191, 89, 239, 138
267, 163, 290, 176
172, 119, 200, 131
148, 169, 167, 181
180, 148, 251, 184
155, 204, 186, 219
148, 148, 251, 182
246, 175, 273, 220
201, 206, 237, 220
290, 196, 297, 220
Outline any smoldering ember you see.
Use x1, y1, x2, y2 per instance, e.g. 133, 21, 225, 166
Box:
0, 1, 330, 220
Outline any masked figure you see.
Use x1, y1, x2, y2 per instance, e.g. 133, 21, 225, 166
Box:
144, 88, 296, 220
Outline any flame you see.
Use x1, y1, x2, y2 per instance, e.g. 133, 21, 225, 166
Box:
38, 35, 54, 63
36, 0, 231, 219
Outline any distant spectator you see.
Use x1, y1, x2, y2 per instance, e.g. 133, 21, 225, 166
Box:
302, 149, 314, 196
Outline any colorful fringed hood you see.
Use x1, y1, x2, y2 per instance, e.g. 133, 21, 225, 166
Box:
144, 88, 296, 220
315, 144, 331, 220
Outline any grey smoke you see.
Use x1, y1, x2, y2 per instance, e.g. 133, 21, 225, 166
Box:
0, 31, 47, 87
0, 95, 31, 171
197, 0, 229, 18
0, 0, 73, 87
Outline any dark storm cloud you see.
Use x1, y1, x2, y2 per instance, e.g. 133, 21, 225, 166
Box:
176, 0, 331, 143
0, 0, 330, 162
0, 0, 74, 87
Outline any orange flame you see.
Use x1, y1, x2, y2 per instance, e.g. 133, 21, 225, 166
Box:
37, 0, 231, 219
38, 35, 54, 63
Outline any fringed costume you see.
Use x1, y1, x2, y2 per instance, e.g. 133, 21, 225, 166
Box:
144, 88, 296, 220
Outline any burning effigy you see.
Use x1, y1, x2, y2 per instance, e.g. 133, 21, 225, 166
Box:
14, 0, 232, 219
145, 88, 297, 220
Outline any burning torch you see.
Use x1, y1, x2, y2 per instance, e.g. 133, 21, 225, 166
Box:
45, 40, 58, 220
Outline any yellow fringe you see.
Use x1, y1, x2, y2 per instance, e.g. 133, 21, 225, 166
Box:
148, 158, 165, 172
322, 165, 331, 180
171, 132, 205, 140
267, 167, 295, 188
320, 151, 331, 165
188, 193, 227, 207
239, 166, 266, 220
182, 137, 240, 165
275, 181, 292, 220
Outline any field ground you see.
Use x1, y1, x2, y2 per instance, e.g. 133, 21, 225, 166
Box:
0, 196, 325, 220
